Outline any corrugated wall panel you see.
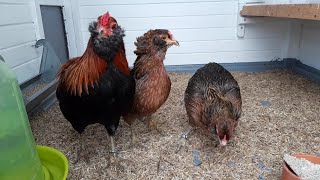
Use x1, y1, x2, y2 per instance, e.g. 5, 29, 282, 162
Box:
78, 0, 289, 66
0, 2, 42, 84
297, 22, 320, 70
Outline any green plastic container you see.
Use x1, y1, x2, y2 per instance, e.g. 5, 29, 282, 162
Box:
0, 60, 44, 180
37, 145, 69, 180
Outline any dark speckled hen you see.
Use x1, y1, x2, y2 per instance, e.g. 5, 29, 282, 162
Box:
123, 29, 179, 146
183, 62, 242, 147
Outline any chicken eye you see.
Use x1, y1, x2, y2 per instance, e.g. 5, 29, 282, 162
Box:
111, 24, 117, 30
162, 36, 166, 40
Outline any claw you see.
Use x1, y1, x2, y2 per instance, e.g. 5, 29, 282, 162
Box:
181, 133, 189, 139
175, 128, 193, 153
109, 152, 133, 174
109, 150, 117, 157
175, 137, 188, 153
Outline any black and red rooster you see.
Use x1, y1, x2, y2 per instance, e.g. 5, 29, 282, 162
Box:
56, 12, 135, 161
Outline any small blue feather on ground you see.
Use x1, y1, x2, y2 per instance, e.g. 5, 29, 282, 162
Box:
193, 150, 202, 166
260, 101, 271, 107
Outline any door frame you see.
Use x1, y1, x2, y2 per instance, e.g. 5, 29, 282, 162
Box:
30, 0, 83, 58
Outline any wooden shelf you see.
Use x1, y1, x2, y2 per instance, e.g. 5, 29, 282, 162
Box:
240, 4, 320, 21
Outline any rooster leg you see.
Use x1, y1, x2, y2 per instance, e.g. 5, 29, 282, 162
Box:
108, 135, 130, 173
175, 128, 193, 153
109, 135, 117, 157
109, 135, 119, 169
109, 135, 119, 172
75, 133, 84, 163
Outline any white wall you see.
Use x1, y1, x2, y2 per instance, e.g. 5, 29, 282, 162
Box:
264, 0, 320, 4
2, 0, 318, 83
262, 0, 320, 70
0, 0, 42, 84
263, 0, 320, 70
78, 0, 289, 66
296, 21, 320, 70
0, 0, 80, 84
265, 0, 289, 4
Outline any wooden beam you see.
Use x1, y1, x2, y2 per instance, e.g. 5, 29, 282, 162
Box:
240, 4, 320, 21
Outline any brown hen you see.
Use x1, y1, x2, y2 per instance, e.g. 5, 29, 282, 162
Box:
123, 29, 179, 145
178, 62, 242, 151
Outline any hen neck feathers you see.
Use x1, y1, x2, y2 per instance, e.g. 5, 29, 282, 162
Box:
132, 51, 167, 78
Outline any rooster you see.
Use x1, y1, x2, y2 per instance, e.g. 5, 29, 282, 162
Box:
178, 62, 242, 151
56, 12, 135, 161
123, 29, 179, 145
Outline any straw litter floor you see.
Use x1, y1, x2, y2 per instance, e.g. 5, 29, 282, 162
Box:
29, 70, 320, 180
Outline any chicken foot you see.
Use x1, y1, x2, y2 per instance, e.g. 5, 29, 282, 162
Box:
108, 135, 133, 173
108, 135, 121, 171
175, 128, 193, 153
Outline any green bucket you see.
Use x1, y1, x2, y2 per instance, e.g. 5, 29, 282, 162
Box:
0, 59, 68, 180
37, 145, 69, 180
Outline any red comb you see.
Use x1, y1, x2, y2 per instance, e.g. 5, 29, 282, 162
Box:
99, 11, 110, 26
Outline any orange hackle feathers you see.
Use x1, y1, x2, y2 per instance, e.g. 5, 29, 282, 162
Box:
57, 37, 131, 96
113, 48, 130, 76
57, 38, 107, 96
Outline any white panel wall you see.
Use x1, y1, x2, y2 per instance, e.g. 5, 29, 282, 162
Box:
263, 0, 320, 70
78, 0, 289, 66
265, 0, 320, 4
288, 0, 320, 3
2, 0, 317, 83
264, 0, 289, 4
0, 0, 42, 84
296, 21, 320, 70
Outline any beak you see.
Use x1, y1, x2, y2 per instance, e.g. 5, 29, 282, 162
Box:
215, 128, 227, 146
219, 135, 227, 146
166, 37, 180, 46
